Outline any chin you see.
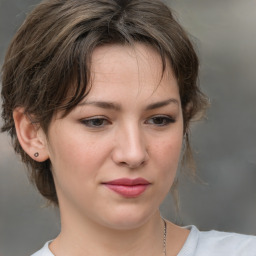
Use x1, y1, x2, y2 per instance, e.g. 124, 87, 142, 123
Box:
96, 206, 159, 231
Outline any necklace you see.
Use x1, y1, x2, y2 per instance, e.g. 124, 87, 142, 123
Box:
162, 218, 167, 256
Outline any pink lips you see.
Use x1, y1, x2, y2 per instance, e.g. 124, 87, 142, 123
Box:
103, 178, 150, 198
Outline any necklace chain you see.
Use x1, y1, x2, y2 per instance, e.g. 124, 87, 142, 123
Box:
162, 218, 167, 256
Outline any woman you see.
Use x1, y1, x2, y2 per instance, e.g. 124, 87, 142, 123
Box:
1, 0, 255, 255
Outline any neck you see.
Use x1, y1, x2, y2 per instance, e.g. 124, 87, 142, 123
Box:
50, 210, 164, 256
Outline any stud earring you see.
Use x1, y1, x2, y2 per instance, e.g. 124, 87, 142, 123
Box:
34, 152, 39, 157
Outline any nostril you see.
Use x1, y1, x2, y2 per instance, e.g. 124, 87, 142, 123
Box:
125, 159, 146, 169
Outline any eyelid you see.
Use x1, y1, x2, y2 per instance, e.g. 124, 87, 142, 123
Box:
145, 115, 176, 126
80, 116, 111, 128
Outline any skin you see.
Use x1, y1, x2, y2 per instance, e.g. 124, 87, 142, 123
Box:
14, 43, 189, 255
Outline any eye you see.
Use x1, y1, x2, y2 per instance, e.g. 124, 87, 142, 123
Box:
81, 117, 110, 128
146, 115, 175, 126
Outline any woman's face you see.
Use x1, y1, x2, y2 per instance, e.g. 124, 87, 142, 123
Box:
45, 43, 184, 229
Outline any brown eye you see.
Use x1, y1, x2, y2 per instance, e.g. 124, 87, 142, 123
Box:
81, 117, 110, 128
146, 115, 175, 126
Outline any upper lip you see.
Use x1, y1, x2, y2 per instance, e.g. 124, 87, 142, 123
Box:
102, 178, 150, 186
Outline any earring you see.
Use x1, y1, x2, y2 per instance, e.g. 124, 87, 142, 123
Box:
34, 152, 39, 157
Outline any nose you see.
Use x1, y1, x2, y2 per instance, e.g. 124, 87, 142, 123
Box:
112, 124, 149, 169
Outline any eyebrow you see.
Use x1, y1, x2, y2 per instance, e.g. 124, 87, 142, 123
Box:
78, 98, 179, 111
78, 101, 121, 111
145, 98, 179, 110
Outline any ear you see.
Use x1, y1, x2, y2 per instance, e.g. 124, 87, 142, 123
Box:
13, 108, 49, 162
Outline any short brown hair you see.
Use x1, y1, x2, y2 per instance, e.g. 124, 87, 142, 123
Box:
1, 0, 208, 205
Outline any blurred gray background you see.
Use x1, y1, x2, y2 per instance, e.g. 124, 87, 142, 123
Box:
0, 0, 256, 255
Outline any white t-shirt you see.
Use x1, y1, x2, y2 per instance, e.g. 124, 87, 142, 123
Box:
31, 225, 256, 256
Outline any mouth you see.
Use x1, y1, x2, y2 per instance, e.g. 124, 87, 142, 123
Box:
102, 178, 151, 198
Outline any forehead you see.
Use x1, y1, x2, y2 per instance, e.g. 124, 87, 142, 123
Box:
91, 43, 171, 78
54, 43, 181, 121
88, 43, 179, 101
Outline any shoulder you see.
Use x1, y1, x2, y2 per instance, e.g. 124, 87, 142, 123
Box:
31, 241, 54, 256
179, 225, 256, 256
198, 228, 256, 255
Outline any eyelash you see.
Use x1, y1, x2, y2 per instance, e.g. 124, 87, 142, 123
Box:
80, 116, 111, 128
145, 115, 176, 126
80, 115, 175, 128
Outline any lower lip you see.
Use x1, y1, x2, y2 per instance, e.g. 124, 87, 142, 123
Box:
104, 184, 149, 198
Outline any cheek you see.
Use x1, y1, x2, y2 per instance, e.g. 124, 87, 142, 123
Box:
153, 132, 183, 159
151, 134, 183, 177
47, 129, 112, 181
47, 138, 101, 199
